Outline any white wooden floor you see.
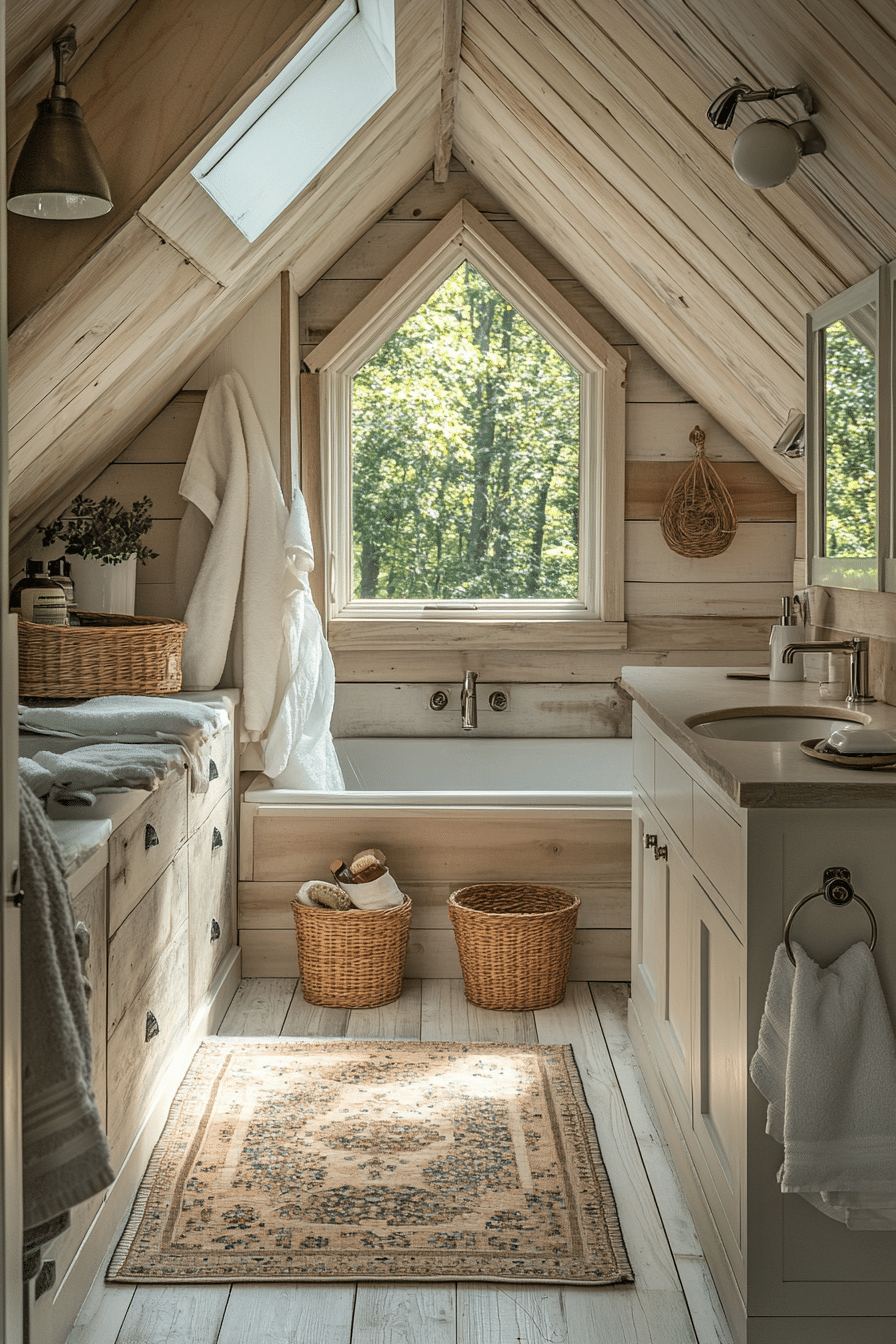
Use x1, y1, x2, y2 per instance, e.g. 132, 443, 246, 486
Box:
66, 979, 734, 1344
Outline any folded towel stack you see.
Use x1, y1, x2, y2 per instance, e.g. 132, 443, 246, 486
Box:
750, 940, 896, 1228
21, 742, 186, 807
18, 695, 228, 792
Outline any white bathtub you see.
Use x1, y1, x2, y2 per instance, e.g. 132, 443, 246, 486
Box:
244, 737, 632, 812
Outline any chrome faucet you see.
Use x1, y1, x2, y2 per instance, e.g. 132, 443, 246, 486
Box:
461, 670, 478, 730
781, 637, 875, 708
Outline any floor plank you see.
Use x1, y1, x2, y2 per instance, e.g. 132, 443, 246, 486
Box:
281, 990, 351, 1037
115, 1285, 230, 1344
345, 978, 422, 1039
534, 981, 682, 1295
563, 1284, 697, 1343
217, 977, 297, 1036
218, 1284, 356, 1343
421, 977, 537, 1043
591, 984, 734, 1344
352, 1283, 456, 1344
65, 1275, 134, 1344
458, 1284, 568, 1343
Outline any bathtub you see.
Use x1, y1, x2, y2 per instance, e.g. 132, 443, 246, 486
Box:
240, 737, 633, 981
244, 736, 632, 811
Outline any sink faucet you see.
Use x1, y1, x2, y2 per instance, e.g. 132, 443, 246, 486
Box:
461, 670, 478, 730
781, 637, 875, 708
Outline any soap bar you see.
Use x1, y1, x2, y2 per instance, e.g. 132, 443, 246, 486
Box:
823, 726, 896, 754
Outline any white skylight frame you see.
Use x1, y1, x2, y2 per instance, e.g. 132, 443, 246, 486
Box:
192, 0, 396, 242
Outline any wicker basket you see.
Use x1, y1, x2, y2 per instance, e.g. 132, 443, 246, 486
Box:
291, 895, 413, 1008
18, 611, 187, 698
448, 884, 580, 1011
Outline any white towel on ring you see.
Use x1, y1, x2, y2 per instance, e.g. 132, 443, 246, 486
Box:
750, 940, 896, 1228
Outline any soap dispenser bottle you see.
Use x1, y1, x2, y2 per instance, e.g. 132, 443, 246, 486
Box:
768, 596, 803, 682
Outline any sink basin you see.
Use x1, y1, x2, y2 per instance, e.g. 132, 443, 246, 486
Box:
686, 706, 869, 742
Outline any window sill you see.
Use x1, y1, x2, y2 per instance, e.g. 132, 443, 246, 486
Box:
327, 618, 628, 651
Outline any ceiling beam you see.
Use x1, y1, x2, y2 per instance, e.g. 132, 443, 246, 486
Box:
433, 0, 463, 183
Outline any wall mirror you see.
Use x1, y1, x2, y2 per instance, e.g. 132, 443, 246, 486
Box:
806, 265, 892, 591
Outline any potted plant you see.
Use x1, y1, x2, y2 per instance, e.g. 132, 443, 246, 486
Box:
38, 494, 158, 615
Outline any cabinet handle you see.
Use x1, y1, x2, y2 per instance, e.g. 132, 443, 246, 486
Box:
208, 758, 219, 781
210, 918, 221, 942
211, 827, 223, 851
654, 845, 668, 861
5, 890, 24, 907
644, 834, 657, 849
145, 1011, 160, 1042
144, 824, 160, 850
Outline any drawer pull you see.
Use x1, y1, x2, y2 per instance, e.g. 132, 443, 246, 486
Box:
644, 833, 657, 850
211, 827, 224, 851
144, 824, 160, 850
210, 918, 221, 942
208, 758, 219, 781
654, 845, 668, 861
145, 1011, 160, 1042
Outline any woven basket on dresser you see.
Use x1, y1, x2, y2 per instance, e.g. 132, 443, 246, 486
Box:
291, 895, 413, 1008
18, 612, 187, 698
448, 884, 580, 1011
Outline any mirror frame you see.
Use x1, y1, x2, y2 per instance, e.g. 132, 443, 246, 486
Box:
806, 264, 892, 592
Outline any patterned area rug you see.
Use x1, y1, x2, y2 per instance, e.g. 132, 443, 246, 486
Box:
108, 1038, 633, 1285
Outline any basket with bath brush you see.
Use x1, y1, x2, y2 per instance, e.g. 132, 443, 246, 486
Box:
291, 849, 411, 1007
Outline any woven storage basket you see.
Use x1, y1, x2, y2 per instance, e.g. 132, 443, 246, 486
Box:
291, 895, 413, 1008
18, 612, 187, 698
448, 884, 580, 1011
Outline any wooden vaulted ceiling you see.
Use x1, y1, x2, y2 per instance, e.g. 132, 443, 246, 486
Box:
6, 0, 896, 547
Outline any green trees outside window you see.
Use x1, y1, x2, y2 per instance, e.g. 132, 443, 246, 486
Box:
351, 263, 580, 601
824, 318, 876, 559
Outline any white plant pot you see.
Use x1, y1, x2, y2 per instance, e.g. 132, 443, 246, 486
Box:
69, 555, 138, 615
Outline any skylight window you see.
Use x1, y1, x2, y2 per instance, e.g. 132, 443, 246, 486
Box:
192, 0, 395, 242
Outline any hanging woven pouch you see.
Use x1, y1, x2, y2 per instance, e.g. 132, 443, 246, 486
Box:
659, 426, 738, 557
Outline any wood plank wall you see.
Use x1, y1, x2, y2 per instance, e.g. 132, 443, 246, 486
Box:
297, 161, 795, 683
32, 162, 796, 684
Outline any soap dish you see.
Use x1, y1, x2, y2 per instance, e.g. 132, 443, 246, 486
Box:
800, 739, 896, 770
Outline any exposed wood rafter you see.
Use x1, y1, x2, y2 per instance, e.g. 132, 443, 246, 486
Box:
433, 0, 463, 183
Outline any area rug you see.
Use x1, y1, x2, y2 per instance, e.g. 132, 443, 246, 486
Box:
108, 1038, 633, 1286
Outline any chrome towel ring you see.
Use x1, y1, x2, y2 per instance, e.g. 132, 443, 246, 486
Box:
783, 866, 877, 967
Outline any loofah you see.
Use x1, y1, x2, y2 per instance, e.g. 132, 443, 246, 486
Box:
298, 881, 354, 911
659, 426, 738, 558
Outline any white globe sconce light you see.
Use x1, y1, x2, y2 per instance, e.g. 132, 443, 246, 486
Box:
707, 81, 826, 189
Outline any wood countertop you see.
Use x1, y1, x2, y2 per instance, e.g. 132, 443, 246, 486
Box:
619, 666, 896, 809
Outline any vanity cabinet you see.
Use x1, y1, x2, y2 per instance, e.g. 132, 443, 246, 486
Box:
628, 696, 896, 1344
30, 710, 241, 1344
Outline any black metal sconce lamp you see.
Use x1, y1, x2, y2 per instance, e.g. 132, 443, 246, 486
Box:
8, 25, 112, 220
707, 81, 826, 189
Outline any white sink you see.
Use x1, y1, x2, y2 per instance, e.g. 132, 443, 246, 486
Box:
686, 707, 868, 742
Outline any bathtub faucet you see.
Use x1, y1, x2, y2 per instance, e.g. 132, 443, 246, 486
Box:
461, 670, 478, 730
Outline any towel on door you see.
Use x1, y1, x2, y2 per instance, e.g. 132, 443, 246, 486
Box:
750, 940, 896, 1228
175, 372, 343, 790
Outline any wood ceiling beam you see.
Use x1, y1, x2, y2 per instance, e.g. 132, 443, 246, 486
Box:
433, 0, 463, 183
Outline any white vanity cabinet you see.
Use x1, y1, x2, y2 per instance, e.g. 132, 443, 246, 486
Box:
627, 694, 896, 1344
29, 708, 241, 1344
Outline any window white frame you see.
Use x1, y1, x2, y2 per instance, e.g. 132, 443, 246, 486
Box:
309, 200, 626, 637
192, 0, 396, 242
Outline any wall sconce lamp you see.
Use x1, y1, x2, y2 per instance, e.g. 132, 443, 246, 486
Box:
8, 25, 112, 220
707, 81, 826, 189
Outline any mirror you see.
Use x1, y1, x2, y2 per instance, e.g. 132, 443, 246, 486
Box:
806, 267, 887, 591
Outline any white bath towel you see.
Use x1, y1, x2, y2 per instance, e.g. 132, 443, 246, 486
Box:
18, 695, 227, 791
750, 940, 896, 1228
175, 371, 343, 791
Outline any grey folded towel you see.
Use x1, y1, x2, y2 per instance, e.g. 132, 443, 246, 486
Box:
19, 779, 114, 1229
32, 742, 186, 807
18, 695, 228, 792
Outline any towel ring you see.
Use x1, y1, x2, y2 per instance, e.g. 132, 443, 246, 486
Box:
783, 866, 877, 966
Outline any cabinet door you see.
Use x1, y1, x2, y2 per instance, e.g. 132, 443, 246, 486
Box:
661, 838, 692, 1110
693, 878, 745, 1256
188, 792, 234, 1015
